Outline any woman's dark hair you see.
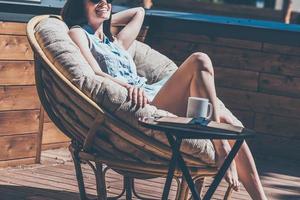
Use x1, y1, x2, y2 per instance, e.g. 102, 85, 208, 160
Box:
61, 0, 114, 41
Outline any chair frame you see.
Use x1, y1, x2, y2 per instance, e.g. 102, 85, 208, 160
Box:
27, 15, 233, 200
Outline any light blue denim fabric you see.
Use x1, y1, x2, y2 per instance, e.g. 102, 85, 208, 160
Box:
81, 24, 171, 101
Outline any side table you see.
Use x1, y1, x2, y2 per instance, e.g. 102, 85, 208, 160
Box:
139, 117, 254, 200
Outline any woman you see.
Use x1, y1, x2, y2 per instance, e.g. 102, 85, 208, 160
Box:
61, 0, 267, 199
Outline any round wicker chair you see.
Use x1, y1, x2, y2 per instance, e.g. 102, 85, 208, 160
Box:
27, 15, 233, 200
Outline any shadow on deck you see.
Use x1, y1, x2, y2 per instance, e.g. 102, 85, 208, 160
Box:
0, 148, 299, 200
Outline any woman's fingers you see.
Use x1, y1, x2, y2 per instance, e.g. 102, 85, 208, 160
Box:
127, 86, 134, 101
126, 85, 149, 109
233, 179, 240, 191
132, 87, 138, 106
138, 88, 143, 108
143, 92, 148, 108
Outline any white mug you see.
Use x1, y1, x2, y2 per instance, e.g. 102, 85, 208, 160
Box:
186, 97, 213, 119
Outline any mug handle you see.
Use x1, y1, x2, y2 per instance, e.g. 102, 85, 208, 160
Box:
207, 103, 213, 119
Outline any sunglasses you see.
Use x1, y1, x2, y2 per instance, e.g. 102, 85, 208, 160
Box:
89, 0, 113, 4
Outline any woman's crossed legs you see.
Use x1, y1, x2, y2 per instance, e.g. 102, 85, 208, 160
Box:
151, 52, 267, 200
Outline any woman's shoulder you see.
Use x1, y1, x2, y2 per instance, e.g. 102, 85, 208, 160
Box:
68, 26, 92, 49
69, 25, 86, 35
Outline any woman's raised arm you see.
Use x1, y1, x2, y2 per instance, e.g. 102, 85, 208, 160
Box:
112, 7, 145, 50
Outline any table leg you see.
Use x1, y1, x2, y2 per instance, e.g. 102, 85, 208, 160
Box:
203, 139, 244, 200
166, 134, 201, 200
162, 134, 181, 200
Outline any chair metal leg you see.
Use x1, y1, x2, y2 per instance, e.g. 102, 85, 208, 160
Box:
95, 162, 108, 200
174, 177, 181, 200
69, 143, 88, 200
195, 178, 205, 198
124, 177, 133, 200
178, 178, 189, 200
203, 140, 244, 200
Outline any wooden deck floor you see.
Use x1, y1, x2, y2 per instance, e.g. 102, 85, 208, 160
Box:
0, 148, 299, 200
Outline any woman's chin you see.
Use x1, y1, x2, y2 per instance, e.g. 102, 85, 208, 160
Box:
96, 14, 110, 20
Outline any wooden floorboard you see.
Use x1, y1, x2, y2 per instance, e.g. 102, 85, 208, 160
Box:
0, 148, 299, 200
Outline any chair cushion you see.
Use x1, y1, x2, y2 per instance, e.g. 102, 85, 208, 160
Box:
128, 40, 178, 84
34, 16, 215, 165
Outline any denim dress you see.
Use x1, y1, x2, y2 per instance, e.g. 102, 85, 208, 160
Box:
81, 24, 171, 102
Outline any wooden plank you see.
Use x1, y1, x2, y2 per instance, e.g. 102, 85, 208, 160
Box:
0, 185, 78, 200
259, 73, 300, 98
0, 134, 37, 161
151, 32, 262, 50
44, 111, 51, 123
215, 67, 259, 91
255, 113, 300, 140
149, 38, 300, 77
263, 43, 300, 56
196, 44, 300, 77
1, 147, 300, 200
0, 22, 27, 35
217, 87, 300, 119
0, 86, 40, 111
248, 133, 300, 161
148, 37, 194, 62
230, 109, 255, 129
42, 122, 70, 145
0, 35, 33, 60
42, 142, 70, 151
0, 110, 40, 136
0, 157, 35, 168
0, 61, 35, 85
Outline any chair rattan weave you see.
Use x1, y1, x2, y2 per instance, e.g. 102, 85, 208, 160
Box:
27, 15, 233, 200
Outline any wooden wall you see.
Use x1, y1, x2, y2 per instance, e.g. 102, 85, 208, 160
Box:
1, 16, 299, 166
0, 21, 69, 167
147, 31, 300, 161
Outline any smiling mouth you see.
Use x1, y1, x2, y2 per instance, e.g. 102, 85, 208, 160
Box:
96, 4, 109, 13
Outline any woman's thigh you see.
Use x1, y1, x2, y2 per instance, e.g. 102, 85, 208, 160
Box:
150, 54, 203, 116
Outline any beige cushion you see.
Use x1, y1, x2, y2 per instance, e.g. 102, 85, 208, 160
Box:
34, 16, 216, 165
128, 40, 178, 84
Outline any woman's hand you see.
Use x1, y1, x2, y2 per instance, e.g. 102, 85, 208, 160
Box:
112, 7, 145, 50
124, 84, 149, 109
219, 106, 244, 127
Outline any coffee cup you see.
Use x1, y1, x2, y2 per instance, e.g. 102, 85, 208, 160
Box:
186, 97, 213, 119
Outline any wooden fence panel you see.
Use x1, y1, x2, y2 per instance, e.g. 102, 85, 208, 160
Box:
0, 61, 35, 85
0, 35, 33, 60
0, 134, 37, 161
0, 86, 40, 111
148, 28, 300, 161
42, 122, 70, 147
150, 36, 300, 77
0, 22, 27, 35
0, 110, 40, 136
215, 67, 259, 91
259, 73, 300, 98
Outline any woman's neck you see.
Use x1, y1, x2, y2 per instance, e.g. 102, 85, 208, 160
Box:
89, 22, 105, 41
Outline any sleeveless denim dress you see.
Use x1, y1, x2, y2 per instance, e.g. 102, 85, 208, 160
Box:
80, 24, 171, 102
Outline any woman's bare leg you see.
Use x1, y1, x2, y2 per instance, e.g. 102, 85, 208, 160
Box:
151, 52, 239, 190
227, 140, 267, 200
219, 105, 267, 199
151, 52, 267, 199
151, 52, 219, 119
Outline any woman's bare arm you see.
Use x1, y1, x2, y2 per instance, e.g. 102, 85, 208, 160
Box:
68, 28, 129, 86
111, 7, 145, 50
68, 28, 149, 108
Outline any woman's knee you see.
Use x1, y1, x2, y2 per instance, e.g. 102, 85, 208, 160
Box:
190, 52, 214, 75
